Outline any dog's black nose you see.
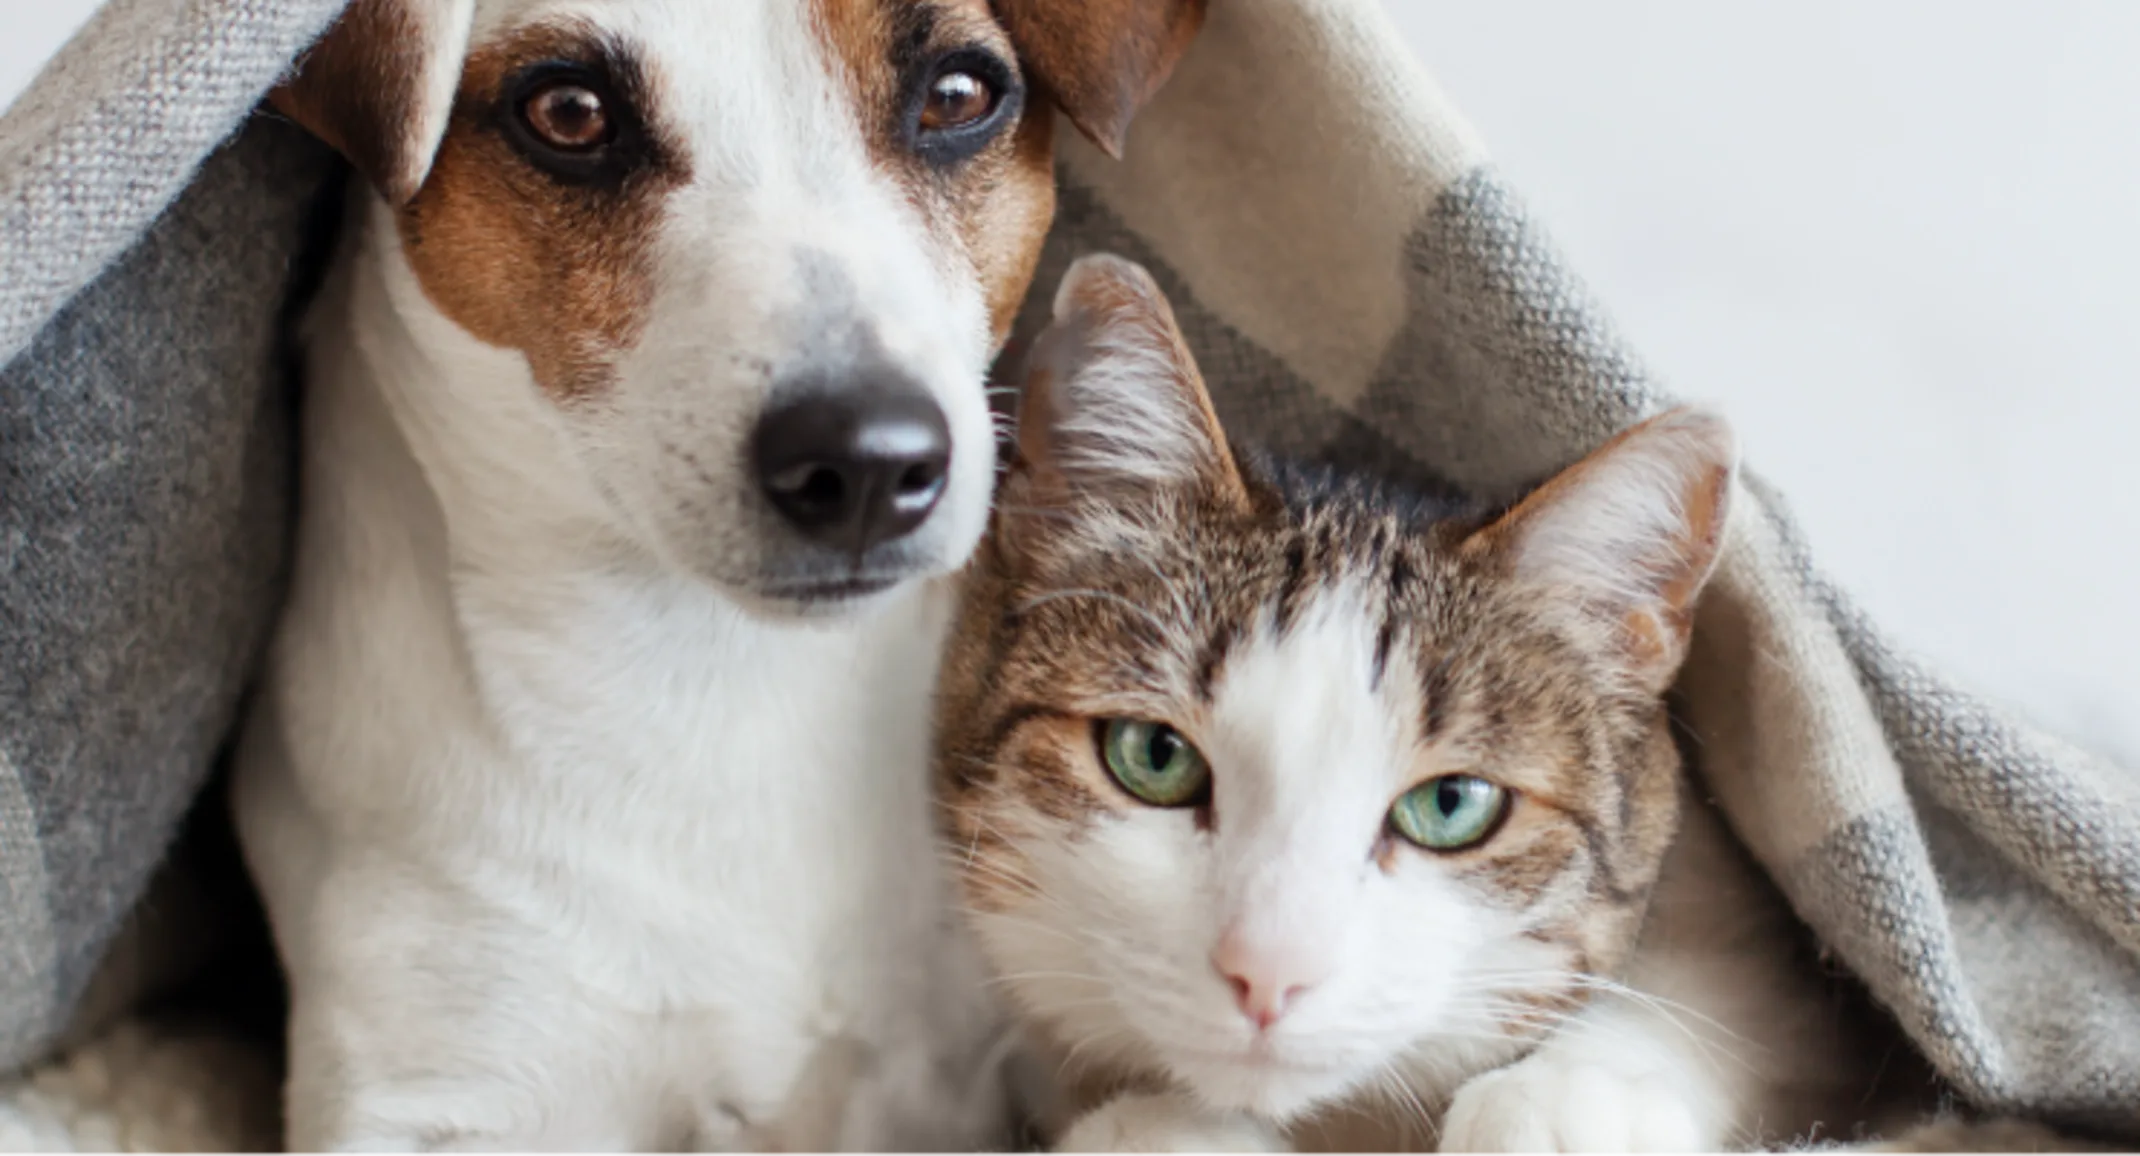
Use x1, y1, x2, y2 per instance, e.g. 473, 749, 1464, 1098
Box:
752, 388, 952, 553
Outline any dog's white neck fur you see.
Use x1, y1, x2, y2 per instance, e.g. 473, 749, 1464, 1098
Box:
234, 198, 1009, 1150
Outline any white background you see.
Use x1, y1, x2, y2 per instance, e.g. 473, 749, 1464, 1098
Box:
5, 2, 2136, 763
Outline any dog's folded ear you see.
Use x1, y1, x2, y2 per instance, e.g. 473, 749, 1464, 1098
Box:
271, 0, 479, 205
994, 0, 1206, 158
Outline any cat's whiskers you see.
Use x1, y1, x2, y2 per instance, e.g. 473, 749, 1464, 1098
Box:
950, 819, 1201, 970
983, 968, 1115, 991
1020, 993, 1126, 1016
958, 893, 1119, 954
938, 843, 1044, 894
1052, 1021, 1147, 1086
939, 813, 1102, 915
1442, 997, 1571, 1029
940, 790, 1066, 866
1442, 964, 1754, 1075
1456, 974, 1752, 1084
1368, 1062, 1442, 1148
961, 908, 1096, 951
1561, 973, 1761, 1070
958, 806, 1049, 854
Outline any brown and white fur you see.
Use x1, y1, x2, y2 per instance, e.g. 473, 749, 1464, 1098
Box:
232, 2, 1200, 1149
937, 256, 1919, 1151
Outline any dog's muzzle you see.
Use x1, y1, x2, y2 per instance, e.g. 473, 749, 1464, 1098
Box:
749, 378, 953, 602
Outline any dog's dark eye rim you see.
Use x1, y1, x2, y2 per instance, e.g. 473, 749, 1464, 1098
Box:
905, 47, 1022, 163
496, 59, 647, 185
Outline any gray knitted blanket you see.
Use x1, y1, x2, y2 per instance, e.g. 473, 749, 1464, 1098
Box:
3, 0, 2135, 1142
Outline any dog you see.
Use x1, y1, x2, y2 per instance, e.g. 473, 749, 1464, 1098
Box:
232, 0, 1202, 1148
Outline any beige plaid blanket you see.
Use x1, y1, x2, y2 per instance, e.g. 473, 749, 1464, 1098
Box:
2, 0, 2134, 1142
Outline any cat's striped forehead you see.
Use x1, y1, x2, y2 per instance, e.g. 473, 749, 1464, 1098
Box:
972, 470, 1473, 740
942, 459, 1666, 845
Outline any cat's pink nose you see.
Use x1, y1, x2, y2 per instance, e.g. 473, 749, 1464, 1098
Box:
1211, 933, 1328, 1030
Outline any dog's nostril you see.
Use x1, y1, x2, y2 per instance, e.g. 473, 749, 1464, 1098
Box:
751, 383, 953, 554
769, 464, 848, 512
895, 462, 942, 496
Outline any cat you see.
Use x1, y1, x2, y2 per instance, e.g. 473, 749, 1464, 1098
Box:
933, 253, 1924, 1152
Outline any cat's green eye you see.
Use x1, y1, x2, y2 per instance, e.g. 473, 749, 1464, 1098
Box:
1389, 775, 1509, 851
1098, 719, 1210, 808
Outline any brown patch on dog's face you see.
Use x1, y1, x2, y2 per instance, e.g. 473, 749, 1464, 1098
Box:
806, 0, 1058, 344
967, 108, 1059, 339
394, 23, 690, 402
305, 0, 1205, 409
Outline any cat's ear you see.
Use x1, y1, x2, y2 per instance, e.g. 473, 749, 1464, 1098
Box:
1467, 408, 1738, 693
1013, 253, 1248, 509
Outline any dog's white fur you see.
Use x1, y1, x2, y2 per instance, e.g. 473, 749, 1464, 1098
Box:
235, 1, 1021, 1148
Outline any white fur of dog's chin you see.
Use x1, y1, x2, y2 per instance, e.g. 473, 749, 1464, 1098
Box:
733, 581, 910, 623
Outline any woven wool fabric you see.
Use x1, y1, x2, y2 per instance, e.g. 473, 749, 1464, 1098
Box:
1, 0, 2134, 1138
0, 125, 339, 1068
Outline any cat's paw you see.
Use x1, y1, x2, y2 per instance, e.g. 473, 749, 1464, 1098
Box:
1439, 1054, 1712, 1153
1056, 1091, 1286, 1153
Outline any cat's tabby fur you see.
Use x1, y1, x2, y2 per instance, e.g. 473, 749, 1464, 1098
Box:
936, 255, 1926, 1151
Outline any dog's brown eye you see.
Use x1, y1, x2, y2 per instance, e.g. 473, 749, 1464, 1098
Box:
919, 70, 995, 132
522, 82, 611, 151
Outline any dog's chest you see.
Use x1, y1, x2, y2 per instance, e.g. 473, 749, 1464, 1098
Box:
416, 578, 1001, 1145
448, 575, 959, 1011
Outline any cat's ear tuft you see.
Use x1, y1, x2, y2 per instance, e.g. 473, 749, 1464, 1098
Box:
1468, 407, 1739, 693
1014, 253, 1247, 509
